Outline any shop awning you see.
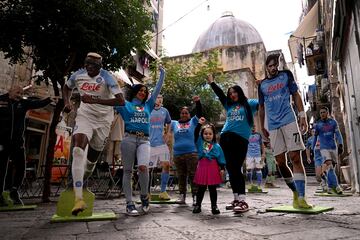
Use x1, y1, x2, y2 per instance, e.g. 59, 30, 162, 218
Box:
112, 68, 141, 86
288, 1, 319, 62
145, 47, 160, 60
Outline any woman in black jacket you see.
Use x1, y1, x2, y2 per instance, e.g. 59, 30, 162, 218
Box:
0, 85, 52, 206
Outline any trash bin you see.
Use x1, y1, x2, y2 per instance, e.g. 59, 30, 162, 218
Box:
340, 165, 351, 184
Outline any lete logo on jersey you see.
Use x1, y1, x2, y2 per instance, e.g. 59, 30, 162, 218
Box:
135, 106, 144, 112
80, 82, 101, 91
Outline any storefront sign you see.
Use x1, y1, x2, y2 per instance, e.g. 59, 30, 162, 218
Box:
52, 122, 72, 183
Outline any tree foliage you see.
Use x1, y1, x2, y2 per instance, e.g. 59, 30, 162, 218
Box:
149, 50, 234, 122
0, 0, 153, 201
0, 0, 153, 83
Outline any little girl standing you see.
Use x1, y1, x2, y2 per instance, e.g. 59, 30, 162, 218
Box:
193, 117, 225, 214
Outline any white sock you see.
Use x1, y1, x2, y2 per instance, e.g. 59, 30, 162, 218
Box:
234, 193, 239, 200
72, 147, 86, 199
238, 194, 246, 201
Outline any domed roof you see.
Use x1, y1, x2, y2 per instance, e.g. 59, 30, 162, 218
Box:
192, 12, 263, 53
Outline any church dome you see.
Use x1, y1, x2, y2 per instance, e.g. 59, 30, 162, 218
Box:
192, 11, 263, 53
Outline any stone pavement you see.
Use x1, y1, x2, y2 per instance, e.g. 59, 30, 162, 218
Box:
1, 177, 360, 240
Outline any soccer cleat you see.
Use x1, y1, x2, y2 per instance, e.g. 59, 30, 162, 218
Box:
71, 198, 87, 216
0, 195, 7, 207
264, 182, 272, 188
320, 180, 328, 192
158, 191, 171, 200
175, 194, 186, 204
1, 191, 14, 207
140, 194, 150, 213
292, 191, 299, 209
126, 203, 139, 216
328, 185, 343, 195
10, 188, 23, 206
296, 197, 313, 209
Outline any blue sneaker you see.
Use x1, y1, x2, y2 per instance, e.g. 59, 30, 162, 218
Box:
140, 195, 150, 213
126, 202, 139, 216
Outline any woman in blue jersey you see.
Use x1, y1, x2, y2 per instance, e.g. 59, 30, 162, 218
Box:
171, 96, 202, 205
115, 67, 165, 216
207, 74, 258, 213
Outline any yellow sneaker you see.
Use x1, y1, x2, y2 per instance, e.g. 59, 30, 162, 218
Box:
294, 197, 313, 209
71, 198, 87, 216
159, 191, 171, 200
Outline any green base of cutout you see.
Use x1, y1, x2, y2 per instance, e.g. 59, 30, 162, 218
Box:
246, 189, 268, 194
266, 205, 334, 214
136, 194, 178, 204
55, 188, 95, 217
246, 185, 268, 193
51, 212, 117, 223
314, 192, 352, 197
0, 204, 37, 212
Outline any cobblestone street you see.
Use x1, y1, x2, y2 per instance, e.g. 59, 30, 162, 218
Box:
1, 177, 359, 240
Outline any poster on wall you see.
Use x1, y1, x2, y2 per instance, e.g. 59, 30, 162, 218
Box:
51, 121, 72, 183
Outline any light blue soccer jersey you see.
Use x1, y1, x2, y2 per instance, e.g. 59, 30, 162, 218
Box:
150, 107, 171, 147
171, 116, 199, 156
221, 99, 258, 140
313, 118, 343, 150
115, 69, 165, 135
306, 135, 322, 160
246, 132, 262, 158
258, 70, 299, 130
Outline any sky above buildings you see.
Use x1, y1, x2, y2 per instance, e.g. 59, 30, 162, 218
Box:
162, 0, 303, 61
162, 0, 314, 96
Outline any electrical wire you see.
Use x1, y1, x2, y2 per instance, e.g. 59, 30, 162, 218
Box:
152, 0, 209, 39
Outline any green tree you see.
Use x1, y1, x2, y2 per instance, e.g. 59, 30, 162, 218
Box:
0, 0, 153, 201
149, 50, 234, 122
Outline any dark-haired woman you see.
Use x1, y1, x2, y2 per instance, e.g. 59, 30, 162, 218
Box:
115, 67, 165, 216
207, 75, 258, 213
171, 96, 202, 205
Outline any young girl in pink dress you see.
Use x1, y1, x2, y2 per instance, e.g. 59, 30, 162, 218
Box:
193, 117, 225, 214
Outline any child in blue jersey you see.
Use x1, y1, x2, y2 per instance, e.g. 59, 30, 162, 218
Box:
171, 96, 202, 205
114, 67, 165, 216
306, 128, 327, 191
192, 117, 225, 215
207, 74, 258, 213
258, 54, 312, 209
149, 94, 172, 200
246, 127, 265, 188
312, 107, 344, 194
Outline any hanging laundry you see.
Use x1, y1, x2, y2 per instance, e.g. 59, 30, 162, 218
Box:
297, 42, 304, 67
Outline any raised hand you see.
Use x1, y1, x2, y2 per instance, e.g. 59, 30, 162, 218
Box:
207, 74, 214, 84
199, 117, 206, 125
192, 95, 200, 102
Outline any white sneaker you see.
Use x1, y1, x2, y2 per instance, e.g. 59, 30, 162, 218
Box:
175, 194, 186, 204
126, 203, 139, 216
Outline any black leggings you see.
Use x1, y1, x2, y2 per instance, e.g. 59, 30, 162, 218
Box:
0, 143, 26, 193
196, 185, 217, 206
220, 132, 248, 195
